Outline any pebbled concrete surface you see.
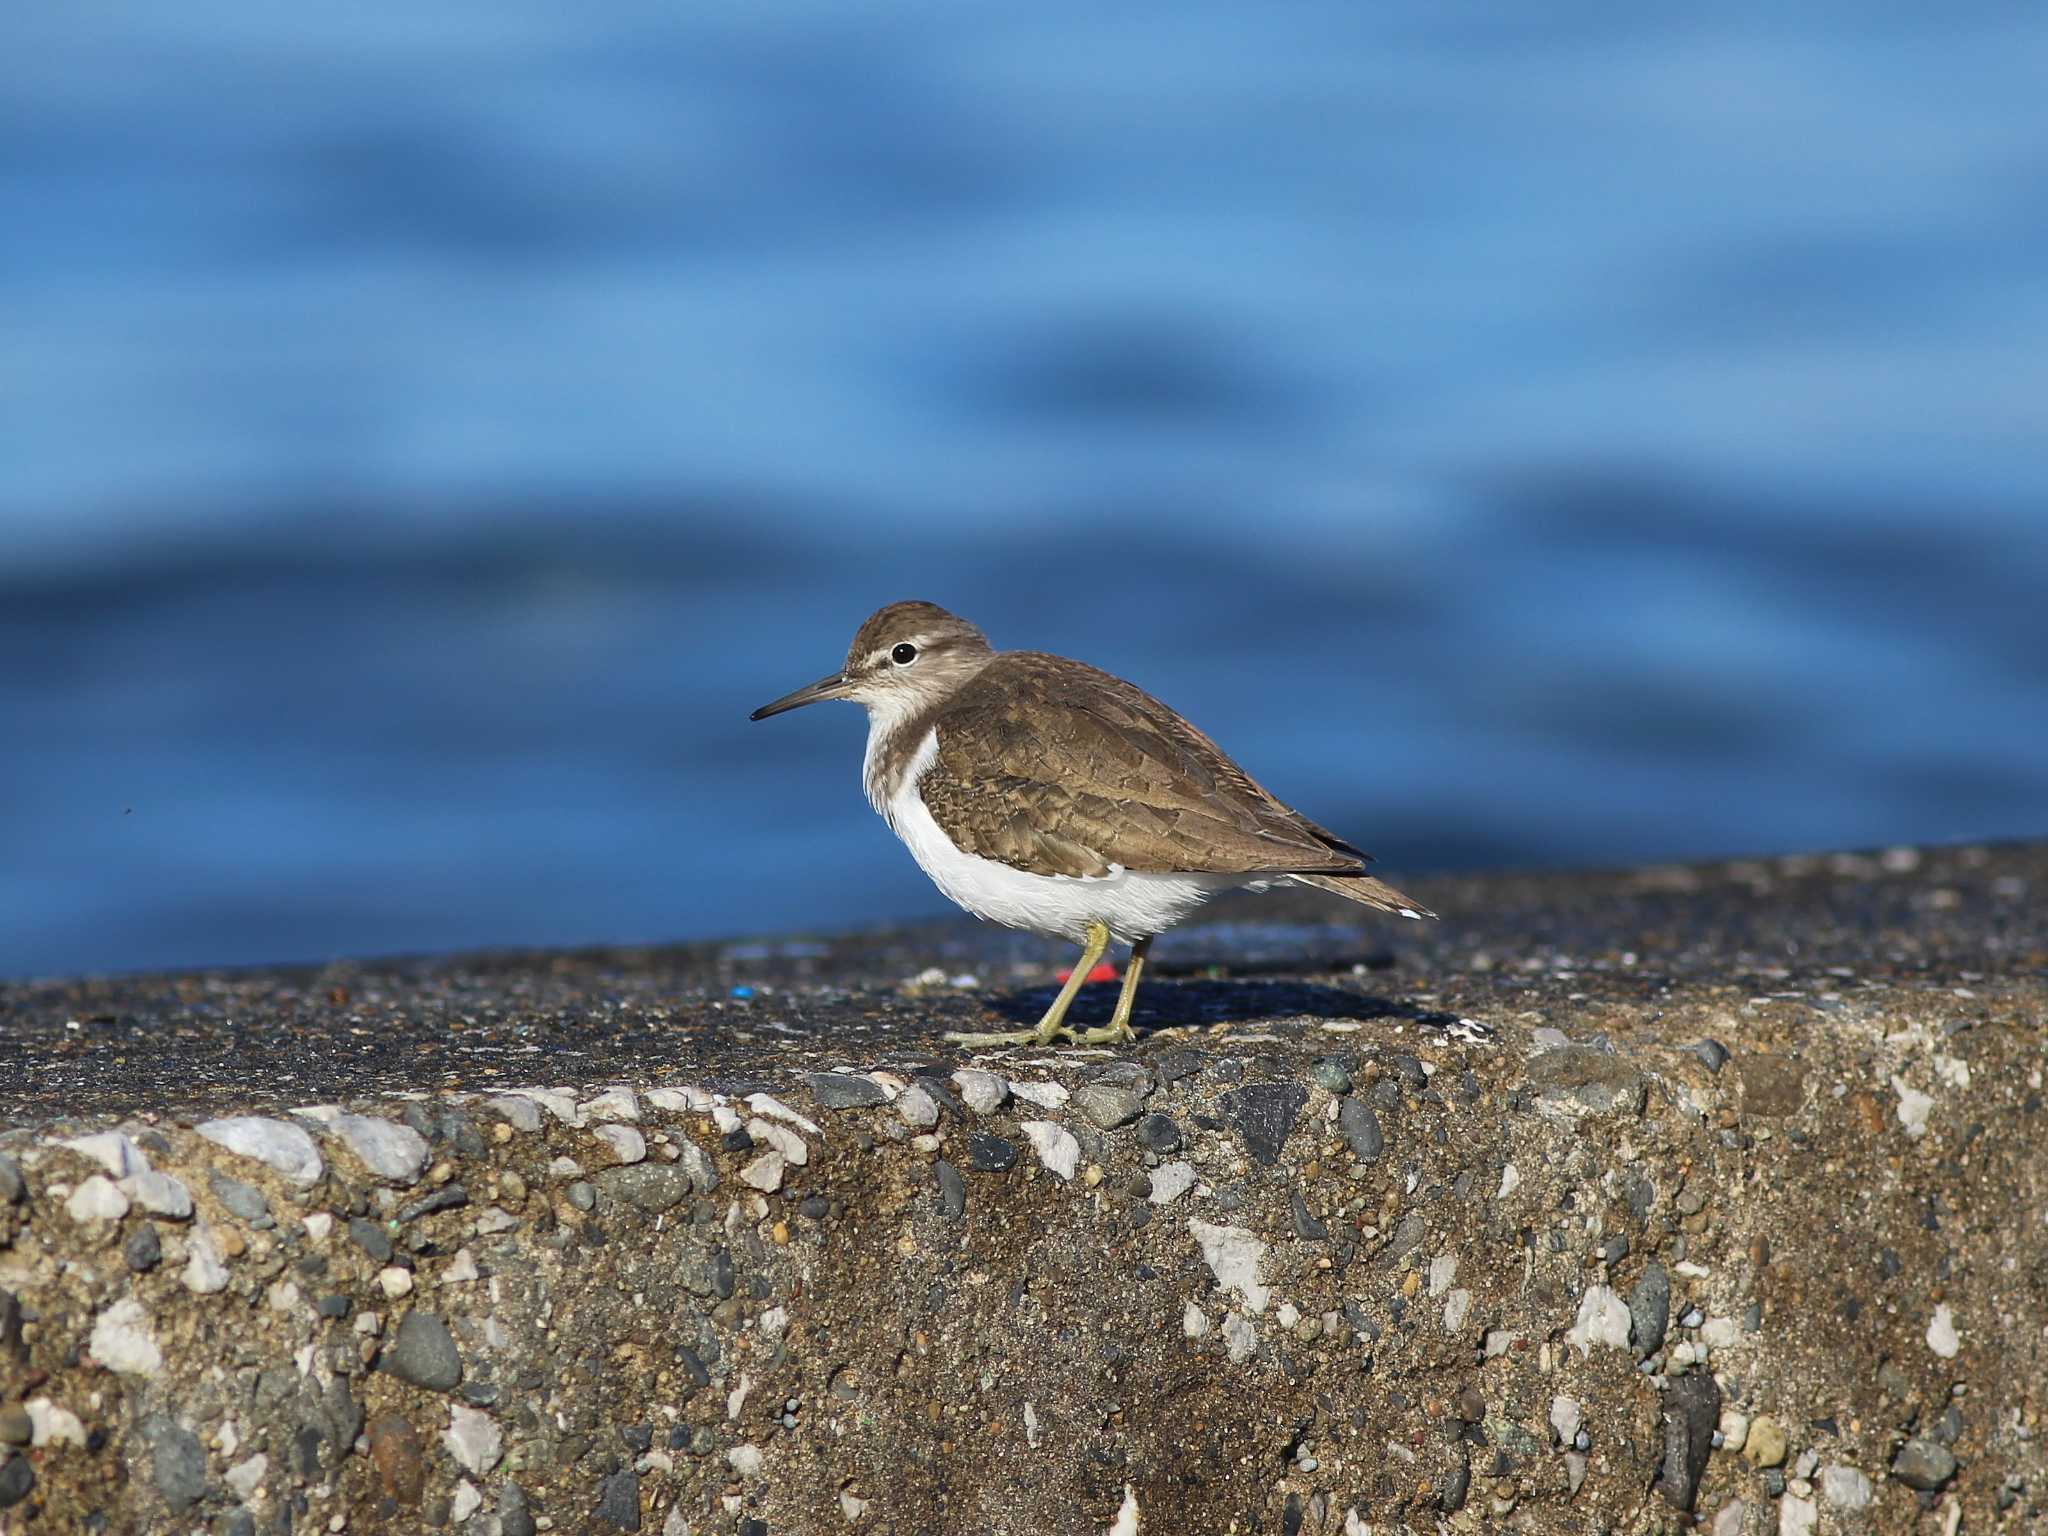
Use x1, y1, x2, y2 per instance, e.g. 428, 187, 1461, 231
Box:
0, 841, 2044, 1534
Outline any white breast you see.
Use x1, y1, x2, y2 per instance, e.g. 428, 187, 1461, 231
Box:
875, 726, 1232, 946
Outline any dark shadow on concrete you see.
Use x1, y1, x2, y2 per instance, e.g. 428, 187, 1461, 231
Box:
980, 978, 1461, 1036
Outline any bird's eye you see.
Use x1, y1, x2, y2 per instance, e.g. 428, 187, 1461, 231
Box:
891, 643, 918, 665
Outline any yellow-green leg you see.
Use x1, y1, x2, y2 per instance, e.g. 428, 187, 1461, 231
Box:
945, 920, 1111, 1047
1071, 935, 1150, 1046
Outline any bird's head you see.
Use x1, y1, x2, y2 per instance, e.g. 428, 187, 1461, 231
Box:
749, 601, 994, 722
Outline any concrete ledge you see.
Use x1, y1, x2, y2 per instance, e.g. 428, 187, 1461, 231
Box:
2, 844, 2045, 1534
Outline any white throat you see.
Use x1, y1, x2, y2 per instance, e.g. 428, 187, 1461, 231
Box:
860, 694, 931, 813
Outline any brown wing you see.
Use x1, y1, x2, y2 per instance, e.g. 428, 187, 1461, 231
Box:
918, 652, 1372, 878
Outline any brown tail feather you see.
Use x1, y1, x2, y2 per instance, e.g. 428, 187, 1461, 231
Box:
1293, 872, 1435, 920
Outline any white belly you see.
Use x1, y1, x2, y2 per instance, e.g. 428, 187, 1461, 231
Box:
878, 728, 1235, 945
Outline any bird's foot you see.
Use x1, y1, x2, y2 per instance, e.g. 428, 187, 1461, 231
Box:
1064, 1020, 1137, 1048
942, 1023, 1078, 1048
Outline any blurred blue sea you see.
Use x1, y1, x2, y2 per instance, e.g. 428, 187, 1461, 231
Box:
3, 2, 2045, 977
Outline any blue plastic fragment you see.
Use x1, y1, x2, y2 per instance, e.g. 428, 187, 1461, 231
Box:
729, 985, 755, 1000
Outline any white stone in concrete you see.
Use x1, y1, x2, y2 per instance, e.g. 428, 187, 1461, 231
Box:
1147, 1162, 1198, 1205
746, 1119, 808, 1167
1020, 1121, 1080, 1181
444, 1404, 504, 1476
580, 1087, 640, 1122
196, 1116, 324, 1186
61, 1131, 149, 1179
225, 1453, 268, 1501
951, 1069, 1009, 1114
1927, 1302, 1960, 1358
1189, 1220, 1270, 1314
183, 1223, 231, 1294
122, 1170, 194, 1219
740, 1150, 785, 1193
743, 1092, 819, 1134
90, 1298, 163, 1376
330, 1115, 430, 1183
66, 1175, 130, 1223
593, 1124, 648, 1166
1567, 1285, 1632, 1355
1222, 1312, 1258, 1363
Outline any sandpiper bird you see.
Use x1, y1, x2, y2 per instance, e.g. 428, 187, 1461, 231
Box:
749, 601, 1433, 1047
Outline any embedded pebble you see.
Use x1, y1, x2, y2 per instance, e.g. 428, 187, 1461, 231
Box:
382, 1312, 463, 1392
1147, 1162, 1198, 1205
196, 1116, 325, 1185
935, 1160, 966, 1218
66, 1175, 130, 1223
379, 1267, 415, 1299
804, 1073, 888, 1109
895, 1085, 941, 1130
1821, 1465, 1873, 1510
1020, 1121, 1081, 1180
1892, 1076, 1934, 1138
330, 1115, 432, 1183
0, 1156, 24, 1205
1654, 1371, 1720, 1511
140, 1414, 206, 1510
90, 1298, 163, 1376
740, 1151, 786, 1193
27, 1401, 84, 1449
1717, 1409, 1749, 1454
1073, 1084, 1143, 1129
1335, 1098, 1384, 1162
1220, 1082, 1308, 1165
1183, 1302, 1211, 1338
1743, 1415, 1788, 1468
1442, 1290, 1473, 1332
224, 1453, 268, 1502
1550, 1395, 1582, 1446
1568, 1286, 1632, 1353
746, 1119, 808, 1166
182, 1225, 231, 1294
450, 1480, 483, 1524
1891, 1436, 1957, 1490
592, 1124, 648, 1166
444, 1404, 504, 1476
124, 1171, 194, 1220
1926, 1303, 1960, 1359
124, 1224, 163, 1272
743, 1093, 820, 1135
1135, 1113, 1182, 1154
208, 1173, 269, 1223
62, 1131, 149, 1179
1778, 1494, 1817, 1536
951, 1069, 1009, 1114
579, 1086, 640, 1122
1632, 1260, 1670, 1354
966, 1133, 1017, 1172
1188, 1220, 1270, 1313
1309, 1059, 1351, 1094
484, 1096, 544, 1133
1221, 1313, 1258, 1363
1290, 1192, 1329, 1241
1010, 1080, 1069, 1111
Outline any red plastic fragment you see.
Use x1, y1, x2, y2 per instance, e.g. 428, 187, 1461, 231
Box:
1055, 963, 1122, 984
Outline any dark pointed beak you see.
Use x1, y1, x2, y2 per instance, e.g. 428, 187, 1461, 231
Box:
748, 671, 852, 721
